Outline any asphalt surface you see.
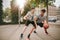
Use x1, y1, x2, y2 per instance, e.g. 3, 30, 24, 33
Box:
0, 24, 60, 40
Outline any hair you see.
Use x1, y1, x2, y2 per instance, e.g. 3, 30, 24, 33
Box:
31, 7, 35, 10
41, 9, 46, 13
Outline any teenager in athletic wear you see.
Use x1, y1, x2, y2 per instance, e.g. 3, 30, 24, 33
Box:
34, 9, 49, 34
20, 8, 36, 40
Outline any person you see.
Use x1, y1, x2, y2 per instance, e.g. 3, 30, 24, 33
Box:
34, 9, 49, 34
20, 8, 36, 40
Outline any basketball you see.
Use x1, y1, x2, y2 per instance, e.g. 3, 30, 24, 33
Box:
43, 24, 49, 29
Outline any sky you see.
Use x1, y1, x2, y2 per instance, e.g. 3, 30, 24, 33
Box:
3, 0, 60, 9
54, 0, 60, 7
3, 0, 11, 10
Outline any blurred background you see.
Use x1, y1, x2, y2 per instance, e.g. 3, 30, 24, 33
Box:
0, 0, 60, 40
0, 0, 60, 24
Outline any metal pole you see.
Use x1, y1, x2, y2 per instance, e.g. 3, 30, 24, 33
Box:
18, 7, 21, 27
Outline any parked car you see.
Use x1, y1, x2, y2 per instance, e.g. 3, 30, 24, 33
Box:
48, 16, 57, 22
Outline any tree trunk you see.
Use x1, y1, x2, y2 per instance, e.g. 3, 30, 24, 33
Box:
0, 0, 3, 24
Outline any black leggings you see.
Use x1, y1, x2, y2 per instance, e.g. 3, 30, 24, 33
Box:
37, 23, 43, 27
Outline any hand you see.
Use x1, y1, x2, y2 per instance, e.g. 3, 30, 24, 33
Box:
24, 17, 27, 20
43, 23, 49, 29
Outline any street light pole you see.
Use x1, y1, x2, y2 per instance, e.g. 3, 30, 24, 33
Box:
18, 7, 21, 27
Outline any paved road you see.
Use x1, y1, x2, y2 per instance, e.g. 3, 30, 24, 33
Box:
0, 24, 60, 40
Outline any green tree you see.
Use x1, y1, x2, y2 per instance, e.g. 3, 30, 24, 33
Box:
29, 0, 55, 7
22, 0, 55, 16
11, 7, 18, 24
22, 3, 31, 16
11, 0, 18, 24
0, 0, 3, 24
3, 8, 11, 20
